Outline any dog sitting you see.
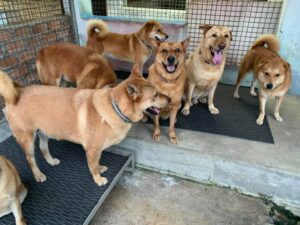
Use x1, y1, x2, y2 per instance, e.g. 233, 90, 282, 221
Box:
234, 34, 291, 125
0, 156, 27, 225
182, 25, 232, 115
86, 19, 169, 72
37, 42, 117, 88
0, 67, 169, 186
146, 38, 189, 144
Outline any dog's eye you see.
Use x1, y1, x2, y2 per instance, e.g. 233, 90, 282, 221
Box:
212, 34, 218, 37
224, 34, 229, 38
275, 74, 280, 77
154, 92, 159, 98
162, 49, 168, 53
264, 72, 270, 76
157, 29, 161, 32
175, 48, 180, 52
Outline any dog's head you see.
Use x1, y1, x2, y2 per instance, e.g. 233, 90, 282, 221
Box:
143, 20, 169, 43
152, 38, 189, 75
199, 25, 232, 65
111, 65, 170, 122
257, 59, 290, 90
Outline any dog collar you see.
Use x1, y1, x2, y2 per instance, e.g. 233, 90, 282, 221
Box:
157, 72, 180, 84
112, 100, 131, 123
199, 50, 215, 66
142, 40, 153, 50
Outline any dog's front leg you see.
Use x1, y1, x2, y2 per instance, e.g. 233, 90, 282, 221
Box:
256, 94, 267, 125
153, 115, 161, 141
169, 104, 179, 144
274, 96, 284, 122
86, 147, 108, 186
208, 84, 219, 114
182, 81, 195, 116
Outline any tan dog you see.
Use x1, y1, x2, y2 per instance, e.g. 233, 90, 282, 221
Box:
182, 25, 232, 115
234, 34, 291, 125
0, 156, 27, 225
0, 68, 169, 186
37, 42, 117, 88
86, 19, 169, 72
146, 38, 189, 144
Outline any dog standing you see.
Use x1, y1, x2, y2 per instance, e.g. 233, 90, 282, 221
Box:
37, 42, 117, 88
0, 68, 169, 186
0, 156, 27, 225
86, 19, 168, 72
234, 34, 291, 125
147, 38, 189, 144
182, 25, 232, 115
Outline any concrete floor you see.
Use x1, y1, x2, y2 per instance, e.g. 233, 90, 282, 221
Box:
92, 169, 272, 225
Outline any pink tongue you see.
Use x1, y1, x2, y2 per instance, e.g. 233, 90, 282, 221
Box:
167, 65, 175, 72
213, 52, 223, 65
153, 107, 160, 114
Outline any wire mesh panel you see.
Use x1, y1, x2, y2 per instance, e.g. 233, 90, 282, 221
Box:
0, 0, 76, 120
186, 0, 284, 66
90, 0, 185, 23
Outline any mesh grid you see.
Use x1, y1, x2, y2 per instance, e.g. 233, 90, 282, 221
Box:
91, 0, 185, 22
186, 0, 283, 66
0, 0, 76, 119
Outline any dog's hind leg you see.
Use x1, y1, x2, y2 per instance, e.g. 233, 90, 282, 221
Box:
10, 196, 26, 225
38, 131, 60, 166
15, 130, 46, 182
234, 59, 252, 99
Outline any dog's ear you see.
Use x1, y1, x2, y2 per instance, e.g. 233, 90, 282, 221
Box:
257, 60, 270, 68
284, 62, 291, 72
199, 24, 213, 36
126, 83, 140, 100
229, 30, 233, 41
181, 38, 190, 52
145, 21, 155, 32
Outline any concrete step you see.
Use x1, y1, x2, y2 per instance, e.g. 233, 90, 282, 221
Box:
117, 94, 300, 216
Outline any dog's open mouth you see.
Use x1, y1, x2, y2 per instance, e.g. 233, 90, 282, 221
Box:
209, 46, 224, 65
146, 106, 161, 115
155, 36, 163, 42
162, 62, 178, 73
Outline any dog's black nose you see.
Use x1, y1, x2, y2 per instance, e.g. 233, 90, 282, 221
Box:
167, 56, 175, 64
166, 35, 169, 39
266, 83, 273, 89
218, 43, 226, 50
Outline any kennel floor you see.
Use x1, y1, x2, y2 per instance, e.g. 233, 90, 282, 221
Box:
0, 137, 133, 225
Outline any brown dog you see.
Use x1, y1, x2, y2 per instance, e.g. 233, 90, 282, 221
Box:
0, 156, 27, 225
182, 25, 232, 116
146, 38, 189, 144
86, 19, 169, 72
37, 42, 117, 88
234, 34, 291, 125
0, 68, 169, 186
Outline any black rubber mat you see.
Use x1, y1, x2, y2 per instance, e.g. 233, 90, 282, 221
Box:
117, 71, 274, 143
0, 137, 130, 225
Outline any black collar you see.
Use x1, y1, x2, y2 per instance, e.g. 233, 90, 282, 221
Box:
142, 40, 153, 50
199, 50, 215, 66
112, 100, 131, 123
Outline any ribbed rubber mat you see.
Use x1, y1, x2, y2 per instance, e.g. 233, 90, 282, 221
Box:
117, 71, 274, 143
0, 137, 130, 225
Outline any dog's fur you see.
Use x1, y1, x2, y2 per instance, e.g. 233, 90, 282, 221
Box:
182, 25, 232, 115
0, 156, 27, 225
234, 34, 291, 125
86, 19, 168, 72
146, 38, 189, 144
0, 69, 169, 186
37, 42, 117, 88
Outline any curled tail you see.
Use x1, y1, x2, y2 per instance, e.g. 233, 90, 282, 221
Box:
86, 19, 109, 39
0, 71, 18, 105
251, 34, 280, 53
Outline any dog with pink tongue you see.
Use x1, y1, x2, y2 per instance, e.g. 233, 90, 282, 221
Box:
182, 25, 232, 115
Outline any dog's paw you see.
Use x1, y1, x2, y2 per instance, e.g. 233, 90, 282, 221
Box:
94, 176, 108, 186
233, 92, 240, 99
250, 91, 257, 97
99, 165, 108, 174
181, 107, 190, 116
49, 158, 60, 166
256, 117, 264, 125
209, 107, 219, 115
35, 172, 47, 183
192, 97, 199, 105
169, 136, 178, 145
153, 133, 161, 142
274, 113, 283, 122
199, 98, 207, 104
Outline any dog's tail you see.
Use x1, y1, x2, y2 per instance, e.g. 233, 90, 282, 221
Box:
251, 34, 280, 53
86, 19, 109, 39
0, 71, 19, 105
